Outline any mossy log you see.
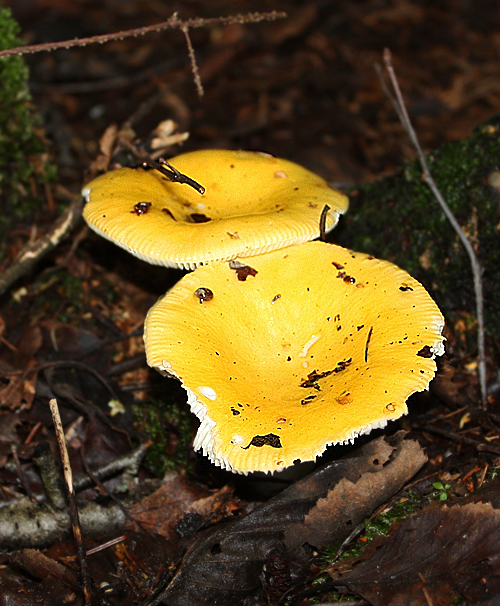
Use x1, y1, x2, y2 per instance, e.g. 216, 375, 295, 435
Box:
334, 113, 500, 345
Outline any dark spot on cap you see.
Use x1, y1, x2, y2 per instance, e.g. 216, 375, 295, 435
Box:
417, 345, 433, 358
365, 327, 373, 363
243, 434, 282, 449
229, 260, 258, 281
162, 207, 176, 220
131, 201, 151, 215
301, 394, 317, 405
332, 261, 344, 270
400, 284, 414, 292
190, 213, 211, 223
300, 370, 328, 390
299, 363, 351, 390
231, 408, 240, 415
334, 358, 352, 373
194, 287, 214, 303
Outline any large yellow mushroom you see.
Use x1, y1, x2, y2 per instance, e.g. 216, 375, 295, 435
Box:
82, 149, 348, 269
144, 241, 445, 474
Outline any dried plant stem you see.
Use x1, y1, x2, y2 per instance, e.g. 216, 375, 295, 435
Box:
0, 11, 285, 98
0, 12, 286, 59
381, 48, 487, 409
49, 398, 92, 604
181, 26, 203, 97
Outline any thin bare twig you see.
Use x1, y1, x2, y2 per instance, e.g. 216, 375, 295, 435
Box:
415, 424, 500, 455
0, 12, 286, 59
380, 48, 487, 409
85, 535, 126, 556
49, 398, 92, 604
0, 12, 285, 100
181, 26, 204, 97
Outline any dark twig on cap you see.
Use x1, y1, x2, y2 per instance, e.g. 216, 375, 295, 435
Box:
319, 205, 331, 242
146, 159, 206, 195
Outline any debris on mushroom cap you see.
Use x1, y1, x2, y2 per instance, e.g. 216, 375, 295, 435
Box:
81, 149, 348, 269
144, 241, 445, 474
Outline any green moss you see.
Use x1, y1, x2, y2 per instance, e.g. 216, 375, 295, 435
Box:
335, 114, 500, 343
322, 488, 422, 563
133, 391, 195, 477
0, 7, 55, 239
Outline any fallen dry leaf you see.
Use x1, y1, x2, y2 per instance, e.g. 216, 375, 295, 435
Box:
284, 436, 426, 564
331, 501, 500, 606
158, 433, 426, 606
0, 359, 37, 411
126, 474, 239, 540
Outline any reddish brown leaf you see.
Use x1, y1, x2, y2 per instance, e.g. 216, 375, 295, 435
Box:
0, 360, 37, 410
126, 475, 238, 540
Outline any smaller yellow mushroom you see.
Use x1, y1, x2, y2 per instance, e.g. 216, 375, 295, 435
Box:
82, 149, 348, 269
144, 241, 445, 474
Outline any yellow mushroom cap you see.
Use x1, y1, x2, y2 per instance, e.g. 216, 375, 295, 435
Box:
144, 241, 445, 474
82, 150, 348, 269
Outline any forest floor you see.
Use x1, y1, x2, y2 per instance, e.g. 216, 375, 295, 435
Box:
1, 1, 500, 605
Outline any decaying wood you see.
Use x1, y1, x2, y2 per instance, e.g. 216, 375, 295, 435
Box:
0, 495, 126, 551
0, 198, 83, 297
0, 442, 149, 550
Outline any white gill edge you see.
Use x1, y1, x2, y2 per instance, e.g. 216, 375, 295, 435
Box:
81, 209, 345, 270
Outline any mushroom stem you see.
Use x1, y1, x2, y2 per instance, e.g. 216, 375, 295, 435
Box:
380, 48, 487, 410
